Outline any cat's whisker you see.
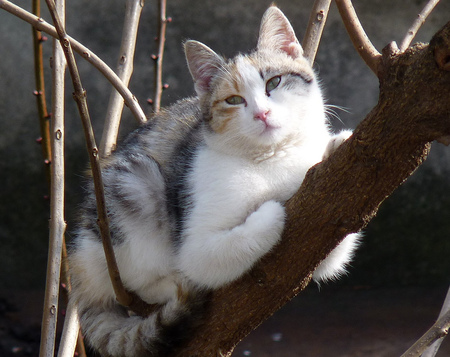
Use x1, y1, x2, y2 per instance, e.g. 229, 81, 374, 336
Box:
325, 104, 350, 125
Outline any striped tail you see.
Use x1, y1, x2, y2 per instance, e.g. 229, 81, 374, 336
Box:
76, 292, 208, 357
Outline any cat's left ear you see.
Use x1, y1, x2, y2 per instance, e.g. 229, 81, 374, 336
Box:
185, 40, 225, 97
257, 6, 303, 59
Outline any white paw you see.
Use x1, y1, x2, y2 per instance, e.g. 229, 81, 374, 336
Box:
323, 130, 352, 160
245, 200, 285, 248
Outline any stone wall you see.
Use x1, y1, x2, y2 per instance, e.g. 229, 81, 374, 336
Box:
0, 0, 449, 288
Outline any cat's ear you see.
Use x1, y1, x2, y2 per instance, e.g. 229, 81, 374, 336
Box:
184, 40, 225, 97
257, 6, 303, 59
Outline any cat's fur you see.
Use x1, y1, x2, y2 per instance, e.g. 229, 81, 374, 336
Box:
69, 6, 359, 357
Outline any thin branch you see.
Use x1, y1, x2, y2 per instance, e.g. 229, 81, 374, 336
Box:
31, 2, 87, 354
302, 0, 332, 65
335, 0, 382, 74
422, 285, 450, 357
152, 0, 169, 113
43, 0, 135, 309
399, 0, 441, 52
38, 0, 66, 355
31, 0, 52, 182
100, 0, 144, 157
0, 0, 147, 124
400, 308, 450, 357
57, 299, 80, 357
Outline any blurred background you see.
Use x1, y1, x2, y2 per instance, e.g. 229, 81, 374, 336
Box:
0, 0, 449, 355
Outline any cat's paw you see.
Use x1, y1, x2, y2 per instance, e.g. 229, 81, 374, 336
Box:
245, 200, 285, 249
323, 130, 352, 160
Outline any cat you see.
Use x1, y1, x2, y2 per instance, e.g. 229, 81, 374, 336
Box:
68, 6, 360, 357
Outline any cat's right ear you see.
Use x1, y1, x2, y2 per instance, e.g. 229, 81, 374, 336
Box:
257, 6, 303, 59
184, 40, 225, 97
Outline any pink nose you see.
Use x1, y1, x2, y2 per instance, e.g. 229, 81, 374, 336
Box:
254, 110, 270, 122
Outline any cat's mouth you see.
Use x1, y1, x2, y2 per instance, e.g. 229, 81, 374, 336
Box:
259, 121, 281, 134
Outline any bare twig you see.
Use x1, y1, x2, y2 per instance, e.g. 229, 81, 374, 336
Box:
152, 0, 169, 113
57, 299, 80, 357
302, 0, 332, 65
31, 2, 87, 354
31, 0, 52, 182
400, 308, 450, 357
0, 0, 147, 124
43, 0, 135, 308
38, 1, 66, 355
422, 286, 450, 357
100, 0, 144, 157
399, 0, 440, 52
335, 0, 382, 74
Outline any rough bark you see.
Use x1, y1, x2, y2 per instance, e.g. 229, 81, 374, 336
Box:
171, 22, 450, 357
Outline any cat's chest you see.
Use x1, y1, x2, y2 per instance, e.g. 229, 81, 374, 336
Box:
192, 146, 316, 204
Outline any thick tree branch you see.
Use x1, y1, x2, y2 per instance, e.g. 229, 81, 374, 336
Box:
172, 22, 450, 357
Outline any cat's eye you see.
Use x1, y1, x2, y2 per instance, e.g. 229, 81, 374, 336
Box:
266, 76, 281, 93
225, 95, 246, 105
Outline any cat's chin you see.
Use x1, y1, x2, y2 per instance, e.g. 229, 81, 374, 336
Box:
256, 124, 285, 142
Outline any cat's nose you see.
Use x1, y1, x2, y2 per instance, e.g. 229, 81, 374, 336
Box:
254, 109, 270, 122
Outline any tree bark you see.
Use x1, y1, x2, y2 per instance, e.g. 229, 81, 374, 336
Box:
171, 22, 450, 357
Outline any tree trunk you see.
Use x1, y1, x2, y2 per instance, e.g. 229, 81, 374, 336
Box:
171, 22, 450, 357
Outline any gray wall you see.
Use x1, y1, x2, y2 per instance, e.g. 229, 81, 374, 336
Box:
1, 0, 449, 289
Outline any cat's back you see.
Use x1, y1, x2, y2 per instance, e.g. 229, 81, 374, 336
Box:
112, 97, 202, 168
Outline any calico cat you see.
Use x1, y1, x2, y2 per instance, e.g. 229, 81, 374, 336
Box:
69, 6, 359, 357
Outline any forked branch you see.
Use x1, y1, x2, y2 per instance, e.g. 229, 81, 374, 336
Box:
38, 2, 66, 356
335, 0, 381, 74
43, 0, 136, 310
0, 0, 147, 124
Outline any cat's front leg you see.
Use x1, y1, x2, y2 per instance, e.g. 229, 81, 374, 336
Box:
323, 130, 353, 160
316, 129, 360, 283
178, 200, 285, 289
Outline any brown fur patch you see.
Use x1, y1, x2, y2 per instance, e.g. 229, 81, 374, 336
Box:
211, 115, 234, 134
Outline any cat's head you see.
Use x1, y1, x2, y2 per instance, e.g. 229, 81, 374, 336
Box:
185, 6, 326, 154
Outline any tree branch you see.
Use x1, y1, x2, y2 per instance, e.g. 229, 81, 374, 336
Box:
171, 22, 450, 357
151, 0, 169, 113
422, 286, 450, 357
399, 0, 441, 52
302, 0, 332, 65
0, 0, 147, 124
99, 0, 144, 157
31, 0, 52, 182
401, 308, 450, 357
335, 0, 382, 74
43, 0, 148, 312
38, 1, 66, 356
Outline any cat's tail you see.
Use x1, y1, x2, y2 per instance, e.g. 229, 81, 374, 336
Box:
75, 291, 208, 357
